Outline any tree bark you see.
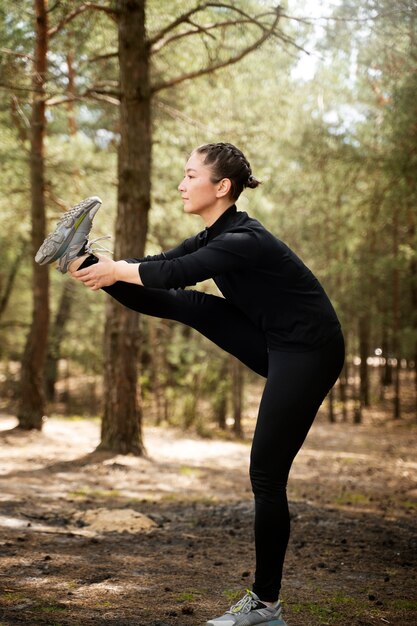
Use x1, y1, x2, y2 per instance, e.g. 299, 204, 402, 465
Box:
359, 315, 370, 408
339, 354, 348, 422
328, 387, 335, 423
0, 242, 25, 320
147, 317, 165, 424
17, 0, 49, 430
45, 47, 79, 404
45, 281, 74, 402
212, 358, 229, 430
99, 0, 149, 454
392, 203, 401, 419
407, 201, 417, 419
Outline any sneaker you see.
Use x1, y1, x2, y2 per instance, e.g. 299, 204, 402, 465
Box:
35, 196, 102, 273
206, 590, 287, 626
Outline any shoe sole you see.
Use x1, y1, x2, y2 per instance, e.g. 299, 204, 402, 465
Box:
206, 619, 288, 626
35, 196, 102, 265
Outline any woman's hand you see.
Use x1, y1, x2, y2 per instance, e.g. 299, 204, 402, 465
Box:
70, 255, 143, 289
70, 254, 117, 290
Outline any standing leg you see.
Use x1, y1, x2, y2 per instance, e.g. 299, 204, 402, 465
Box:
250, 331, 345, 601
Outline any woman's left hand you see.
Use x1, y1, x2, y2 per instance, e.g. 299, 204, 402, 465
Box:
71, 254, 117, 290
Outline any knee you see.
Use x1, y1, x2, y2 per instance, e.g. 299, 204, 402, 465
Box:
249, 462, 288, 503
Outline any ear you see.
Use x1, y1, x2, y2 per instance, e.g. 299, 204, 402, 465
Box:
216, 178, 232, 198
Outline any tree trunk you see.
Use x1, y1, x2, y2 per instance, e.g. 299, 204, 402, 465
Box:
66, 50, 77, 136
99, 0, 150, 454
0, 242, 25, 319
231, 356, 244, 437
212, 357, 229, 430
407, 201, 417, 419
339, 355, 348, 422
359, 315, 370, 408
46, 52, 79, 404
17, 0, 49, 430
45, 281, 74, 402
392, 203, 401, 419
393, 357, 401, 420
148, 317, 165, 424
328, 387, 335, 423
380, 330, 392, 390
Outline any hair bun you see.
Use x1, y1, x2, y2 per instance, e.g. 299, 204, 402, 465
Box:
246, 174, 261, 189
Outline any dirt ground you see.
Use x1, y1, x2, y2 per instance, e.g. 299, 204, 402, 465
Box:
0, 407, 416, 626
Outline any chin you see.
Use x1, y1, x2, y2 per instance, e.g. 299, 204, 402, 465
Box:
183, 206, 197, 215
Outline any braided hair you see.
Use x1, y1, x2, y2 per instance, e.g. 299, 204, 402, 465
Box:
194, 142, 261, 201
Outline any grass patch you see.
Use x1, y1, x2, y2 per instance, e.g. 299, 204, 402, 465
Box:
0, 591, 26, 604
334, 491, 370, 506
160, 493, 218, 505
391, 599, 417, 610
402, 500, 417, 509
223, 589, 244, 603
51, 414, 100, 422
329, 592, 355, 605
290, 601, 344, 624
67, 488, 121, 499
176, 590, 203, 602
33, 604, 66, 613
179, 465, 201, 477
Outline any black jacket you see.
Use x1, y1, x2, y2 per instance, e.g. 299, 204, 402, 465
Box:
137, 205, 341, 351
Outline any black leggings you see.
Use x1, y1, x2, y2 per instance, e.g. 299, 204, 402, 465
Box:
83, 257, 345, 601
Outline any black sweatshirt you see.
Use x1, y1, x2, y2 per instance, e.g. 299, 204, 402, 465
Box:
135, 205, 341, 352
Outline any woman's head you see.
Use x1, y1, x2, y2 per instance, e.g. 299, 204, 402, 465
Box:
178, 142, 260, 224
193, 142, 260, 201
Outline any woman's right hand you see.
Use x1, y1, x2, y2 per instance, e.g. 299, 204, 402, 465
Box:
70, 254, 117, 290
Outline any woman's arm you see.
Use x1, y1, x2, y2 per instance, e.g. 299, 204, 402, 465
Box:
72, 230, 260, 292
71, 231, 203, 290
138, 230, 261, 290
125, 232, 201, 264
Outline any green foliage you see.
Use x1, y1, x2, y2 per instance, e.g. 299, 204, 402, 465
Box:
1, 0, 416, 422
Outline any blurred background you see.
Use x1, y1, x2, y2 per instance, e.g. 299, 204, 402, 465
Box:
1, 0, 416, 450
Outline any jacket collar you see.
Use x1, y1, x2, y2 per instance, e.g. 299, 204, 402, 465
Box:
206, 204, 237, 241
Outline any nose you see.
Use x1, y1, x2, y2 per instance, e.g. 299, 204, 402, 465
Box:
178, 177, 186, 192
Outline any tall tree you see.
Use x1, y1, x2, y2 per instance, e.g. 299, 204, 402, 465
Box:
99, 0, 285, 453
99, 0, 150, 453
17, 0, 49, 430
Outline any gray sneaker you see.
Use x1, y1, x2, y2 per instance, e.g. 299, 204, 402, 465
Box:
206, 590, 287, 626
35, 196, 102, 273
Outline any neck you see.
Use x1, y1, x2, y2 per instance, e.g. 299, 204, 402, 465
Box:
201, 199, 234, 227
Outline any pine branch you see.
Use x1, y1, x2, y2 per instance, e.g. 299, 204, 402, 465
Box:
10, 96, 30, 144
48, 2, 118, 38
152, 6, 282, 94
156, 100, 214, 132
1, 48, 34, 61
148, 2, 276, 48
85, 51, 118, 63
46, 87, 120, 107
152, 18, 254, 54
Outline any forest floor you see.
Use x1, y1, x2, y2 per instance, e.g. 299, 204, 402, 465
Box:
0, 400, 416, 626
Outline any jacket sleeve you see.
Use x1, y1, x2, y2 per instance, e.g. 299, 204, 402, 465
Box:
139, 230, 261, 289
124, 233, 201, 264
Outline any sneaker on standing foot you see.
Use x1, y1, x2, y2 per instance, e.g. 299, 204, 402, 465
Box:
206, 590, 287, 626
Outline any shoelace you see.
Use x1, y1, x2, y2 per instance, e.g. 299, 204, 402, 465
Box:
86, 235, 113, 256
226, 591, 258, 615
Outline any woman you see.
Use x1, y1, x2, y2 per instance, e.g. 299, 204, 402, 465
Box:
36, 142, 344, 626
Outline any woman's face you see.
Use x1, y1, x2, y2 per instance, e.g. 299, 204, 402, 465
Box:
178, 151, 224, 218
